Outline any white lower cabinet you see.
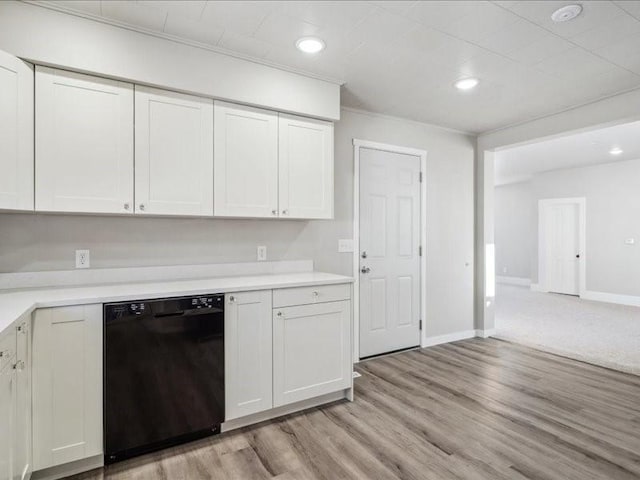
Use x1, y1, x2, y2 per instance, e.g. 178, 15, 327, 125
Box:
0, 359, 14, 480
225, 290, 273, 420
273, 299, 351, 407
13, 320, 31, 480
32, 305, 103, 471
0, 317, 30, 480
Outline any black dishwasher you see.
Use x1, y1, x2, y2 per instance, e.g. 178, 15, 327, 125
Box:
104, 294, 225, 464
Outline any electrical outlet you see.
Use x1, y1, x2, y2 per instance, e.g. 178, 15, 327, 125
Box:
257, 245, 267, 261
75, 249, 90, 269
338, 239, 354, 253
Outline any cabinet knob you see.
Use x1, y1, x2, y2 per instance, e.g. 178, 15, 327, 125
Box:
312, 291, 319, 297
272, 209, 278, 216
124, 202, 130, 210
139, 203, 146, 211
276, 311, 282, 317
13, 361, 24, 371
229, 296, 236, 303
282, 209, 289, 216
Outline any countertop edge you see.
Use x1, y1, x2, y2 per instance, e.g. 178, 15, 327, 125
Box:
0, 272, 354, 336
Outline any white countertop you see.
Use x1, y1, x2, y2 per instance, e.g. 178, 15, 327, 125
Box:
0, 271, 353, 334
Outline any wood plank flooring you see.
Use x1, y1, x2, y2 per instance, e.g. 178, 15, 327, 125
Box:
69, 338, 640, 480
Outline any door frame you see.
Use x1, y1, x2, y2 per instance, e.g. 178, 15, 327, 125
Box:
538, 197, 586, 296
352, 139, 428, 362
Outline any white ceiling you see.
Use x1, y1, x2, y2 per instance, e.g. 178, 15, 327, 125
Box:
33, 0, 640, 133
494, 120, 640, 185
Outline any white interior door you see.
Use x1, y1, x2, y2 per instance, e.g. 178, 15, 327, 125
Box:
541, 201, 580, 295
135, 86, 213, 216
359, 147, 421, 358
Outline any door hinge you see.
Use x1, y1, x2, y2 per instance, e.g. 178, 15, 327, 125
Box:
419, 172, 423, 183
419, 245, 422, 256
419, 319, 423, 330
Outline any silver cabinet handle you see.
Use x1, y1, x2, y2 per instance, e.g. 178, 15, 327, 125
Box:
312, 291, 319, 297
276, 311, 282, 317
282, 209, 288, 215
124, 202, 130, 211
361, 266, 371, 274
229, 296, 236, 303
139, 203, 146, 211
271, 209, 278, 216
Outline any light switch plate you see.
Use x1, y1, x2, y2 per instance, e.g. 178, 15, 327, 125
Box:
257, 245, 267, 261
75, 249, 90, 269
338, 239, 354, 253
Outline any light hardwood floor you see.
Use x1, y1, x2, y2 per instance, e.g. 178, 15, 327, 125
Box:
70, 338, 640, 479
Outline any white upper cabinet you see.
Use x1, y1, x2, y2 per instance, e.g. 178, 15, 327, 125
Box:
135, 86, 213, 216
278, 114, 333, 219
214, 101, 279, 218
0, 49, 33, 211
35, 67, 134, 214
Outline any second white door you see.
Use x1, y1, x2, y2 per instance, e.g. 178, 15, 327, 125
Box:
135, 86, 213, 216
359, 147, 421, 358
540, 200, 581, 295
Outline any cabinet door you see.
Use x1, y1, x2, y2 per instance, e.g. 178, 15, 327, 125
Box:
0, 365, 15, 480
214, 101, 278, 218
0, 49, 33, 211
35, 67, 134, 214
12, 320, 30, 480
273, 300, 351, 407
135, 86, 213, 216
32, 305, 103, 470
278, 114, 333, 219
225, 291, 273, 420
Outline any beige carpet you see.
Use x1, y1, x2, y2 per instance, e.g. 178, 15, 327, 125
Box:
495, 283, 640, 375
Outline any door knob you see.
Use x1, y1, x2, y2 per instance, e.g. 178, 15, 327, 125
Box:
361, 266, 371, 274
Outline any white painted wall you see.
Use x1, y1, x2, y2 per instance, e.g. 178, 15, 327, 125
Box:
495, 159, 640, 297
0, 1, 340, 120
0, 108, 476, 338
494, 182, 535, 280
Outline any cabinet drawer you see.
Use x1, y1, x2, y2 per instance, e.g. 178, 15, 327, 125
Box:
0, 327, 16, 370
273, 283, 350, 308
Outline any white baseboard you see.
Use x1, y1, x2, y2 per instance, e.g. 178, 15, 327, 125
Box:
422, 330, 477, 347
475, 328, 495, 338
582, 290, 640, 307
497, 276, 531, 286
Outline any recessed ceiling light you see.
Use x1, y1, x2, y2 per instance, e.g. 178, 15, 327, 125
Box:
551, 4, 583, 23
609, 147, 623, 155
296, 37, 325, 54
454, 78, 479, 91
